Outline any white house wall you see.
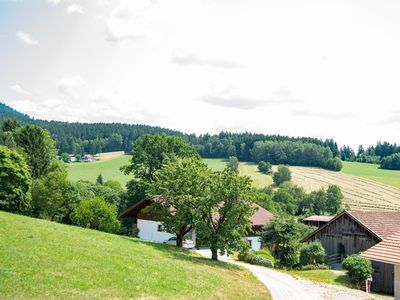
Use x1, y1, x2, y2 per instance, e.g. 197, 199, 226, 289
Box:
137, 219, 175, 243
247, 236, 262, 251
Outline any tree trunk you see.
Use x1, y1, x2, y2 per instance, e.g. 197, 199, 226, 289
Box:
211, 248, 218, 260
176, 234, 183, 247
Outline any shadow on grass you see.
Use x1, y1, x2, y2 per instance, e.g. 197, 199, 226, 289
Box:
334, 274, 352, 287
121, 236, 241, 271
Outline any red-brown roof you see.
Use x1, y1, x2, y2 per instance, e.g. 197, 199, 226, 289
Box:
303, 215, 334, 222
251, 204, 274, 226
119, 199, 273, 227
302, 210, 400, 242
349, 211, 400, 239
361, 230, 400, 265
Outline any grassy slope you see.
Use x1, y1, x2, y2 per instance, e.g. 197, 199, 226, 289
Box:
0, 211, 270, 300
342, 161, 400, 189
67, 155, 131, 185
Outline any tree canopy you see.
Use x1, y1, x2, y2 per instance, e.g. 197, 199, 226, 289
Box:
0, 145, 32, 213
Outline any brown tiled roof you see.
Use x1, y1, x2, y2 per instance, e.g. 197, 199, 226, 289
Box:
348, 211, 400, 239
362, 230, 400, 265
119, 199, 273, 226
251, 204, 274, 226
303, 215, 334, 222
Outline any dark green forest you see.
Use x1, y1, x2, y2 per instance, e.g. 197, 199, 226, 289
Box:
0, 102, 340, 167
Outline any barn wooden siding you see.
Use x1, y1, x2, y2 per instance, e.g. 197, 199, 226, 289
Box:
307, 213, 394, 294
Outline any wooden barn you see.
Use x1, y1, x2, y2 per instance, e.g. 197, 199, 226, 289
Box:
302, 210, 400, 295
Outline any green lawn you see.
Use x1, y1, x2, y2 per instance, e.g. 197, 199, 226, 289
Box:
281, 269, 351, 287
341, 161, 400, 189
67, 155, 131, 185
0, 211, 270, 300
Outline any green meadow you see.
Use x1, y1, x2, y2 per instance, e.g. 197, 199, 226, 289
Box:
341, 161, 400, 189
0, 211, 270, 300
67, 155, 131, 185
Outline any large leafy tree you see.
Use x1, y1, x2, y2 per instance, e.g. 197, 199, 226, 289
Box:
121, 134, 200, 210
196, 170, 255, 260
148, 157, 210, 247
122, 134, 199, 182
14, 125, 57, 179
0, 145, 32, 213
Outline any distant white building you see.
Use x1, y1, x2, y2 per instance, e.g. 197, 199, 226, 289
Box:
119, 198, 273, 251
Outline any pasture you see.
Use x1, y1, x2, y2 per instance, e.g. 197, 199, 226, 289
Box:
67, 155, 131, 185
0, 211, 270, 300
342, 161, 400, 189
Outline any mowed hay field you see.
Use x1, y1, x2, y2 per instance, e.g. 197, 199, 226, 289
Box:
289, 165, 400, 211
0, 211, 270, 300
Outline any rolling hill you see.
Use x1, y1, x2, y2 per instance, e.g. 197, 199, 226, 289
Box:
0, 211, 270, 299
66, 155, 400, 211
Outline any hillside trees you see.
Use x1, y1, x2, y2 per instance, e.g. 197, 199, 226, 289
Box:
13, 125, 57, 179
380, 153, 400, 170
31, 162, 78, 223
0, 145, 32, 213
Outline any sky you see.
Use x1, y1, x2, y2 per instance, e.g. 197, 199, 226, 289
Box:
1, 0, 400, 148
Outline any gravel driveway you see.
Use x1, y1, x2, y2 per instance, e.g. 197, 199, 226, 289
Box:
195, 249, 377, 300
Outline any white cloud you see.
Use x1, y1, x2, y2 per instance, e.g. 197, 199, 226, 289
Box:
56, 76, 86, 99
104, 0, 155, 43
67, 4, 83, 14
172, 53, 241, 69
16, 31, 38, 45
9, 84, 29, 95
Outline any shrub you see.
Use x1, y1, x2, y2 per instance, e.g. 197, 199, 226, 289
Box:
273, 165, 291, 186
325, 157, 343, 171
258, 161, 272, 174
299, 241, 326, 266
255, 249, 276, 264
342, 254, 373, 285
72, 196, 120, 233
238, 251, 274, 268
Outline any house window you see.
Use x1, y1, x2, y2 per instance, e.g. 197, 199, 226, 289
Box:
157, 224, 164, 232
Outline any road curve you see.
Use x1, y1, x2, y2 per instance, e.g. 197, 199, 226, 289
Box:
195, 249, 376, 300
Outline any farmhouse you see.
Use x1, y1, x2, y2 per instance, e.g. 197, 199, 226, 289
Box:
302, 210, 400, 295
119, 199, 274, 251
362, 230, 400, 300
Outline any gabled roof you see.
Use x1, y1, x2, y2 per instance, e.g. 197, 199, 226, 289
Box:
302, 210, 400, 242
303, 215, 334, 222
362, 230, 400, 265
251, 204, 274, 226
118, 198, 273, 227
350, 211, 400, 239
